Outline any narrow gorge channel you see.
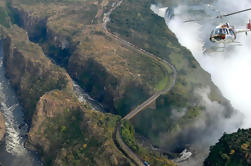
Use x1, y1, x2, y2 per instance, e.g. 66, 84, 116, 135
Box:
0, 42, 42, 166
73, 82, 105, 113
0, 41, 105, 166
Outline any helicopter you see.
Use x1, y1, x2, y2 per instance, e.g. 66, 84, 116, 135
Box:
185, 7, 251, 44
209, 20, 251, 43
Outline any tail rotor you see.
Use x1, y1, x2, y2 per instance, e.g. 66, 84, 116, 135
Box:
247, 19, 251, 30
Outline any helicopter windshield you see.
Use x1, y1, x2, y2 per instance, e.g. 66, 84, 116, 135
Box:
223, 28, 229, 34
215, 28, 223, 35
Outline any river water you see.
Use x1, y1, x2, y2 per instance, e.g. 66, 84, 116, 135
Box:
0, 41, 105, 165
73, 82, 105, 112
0, 43, 43, 165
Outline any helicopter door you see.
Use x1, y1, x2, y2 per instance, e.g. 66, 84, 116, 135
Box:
224, 28, 234, 42
229, 29, 236, 40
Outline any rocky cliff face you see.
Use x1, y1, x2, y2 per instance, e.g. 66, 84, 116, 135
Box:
9, 5, 48, 42
8, 0, 172, 116
5, 0, 239, 153
0, 25, 72, 121
28, 90, 131, 166
0, 25, 133, 166
108, 0, 239, 150
0, 1, 177, 165
0, 112, 5, 142
0, 0, 241, 165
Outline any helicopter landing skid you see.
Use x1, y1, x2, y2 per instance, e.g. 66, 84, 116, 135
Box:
204, 46, 225, 54
229, 42, 243, 46
204, 42, 243, 54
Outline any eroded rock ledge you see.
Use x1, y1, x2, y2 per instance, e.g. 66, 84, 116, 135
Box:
0, 112, 5, 142
0, 25, 133, 166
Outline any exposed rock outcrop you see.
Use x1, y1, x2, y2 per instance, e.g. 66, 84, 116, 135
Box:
0, 25, 133, 166
0, 112, 5, 142
0, 0, 240, 165
28, 90, 132, 166
0, 25, 72, 121
8, 0, 172, 116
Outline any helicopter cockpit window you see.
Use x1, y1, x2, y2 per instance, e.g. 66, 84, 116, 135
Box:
215, 28, 223, 35
223, 28, 229, 34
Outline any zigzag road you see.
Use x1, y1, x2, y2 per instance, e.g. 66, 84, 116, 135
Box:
103, 0, 177, 165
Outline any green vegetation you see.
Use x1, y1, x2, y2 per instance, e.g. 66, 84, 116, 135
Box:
6, 0, 173, 117
120, 120, 176, 166
121, 120, 139, 152
19, 72, 68, 120
108, 0, 181, 59
132, 101, 202, 144
40, 108, 124, 166
0, 5, 141, 165
1, 24, 134, 165
156, 76, 169, 91
0, 6, 10, 28
69, 43, 172, 115
123, 52, 172, 91
204, 129, 251, 166
108, 0, 231, 147
42, 108, 85, 165
28, 89, 132, 166
0, 25, 70, 120
115, 82, 149, 116
0, 0, 235, 165
14, 0, 84, 5
31, 93, 131, 166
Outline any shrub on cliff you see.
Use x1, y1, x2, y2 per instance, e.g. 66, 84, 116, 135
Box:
204, 129, 251, 166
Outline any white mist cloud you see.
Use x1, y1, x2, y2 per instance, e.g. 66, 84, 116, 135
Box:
195, 87, 243, 141
166, 0, 251, 128
177, 87, 243, 166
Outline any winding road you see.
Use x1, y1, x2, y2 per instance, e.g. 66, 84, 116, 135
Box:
102, 0, 177, 165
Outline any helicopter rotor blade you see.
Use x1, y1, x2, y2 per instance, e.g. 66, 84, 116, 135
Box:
184, 17, 215, 23
184, 19, 201, 23
216, 8, 251, 19
184, 7, 251, 23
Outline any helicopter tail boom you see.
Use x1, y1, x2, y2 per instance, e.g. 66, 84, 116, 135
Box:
235, 20, 251, 34
247, 19, 251, 30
